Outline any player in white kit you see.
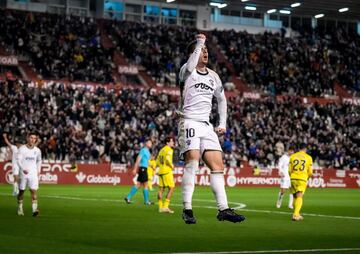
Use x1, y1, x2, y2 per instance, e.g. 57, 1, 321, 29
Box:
17, 132, 42, 216
178, 34, 245, 224
3, 133, 21, 196
276, 146, 295, 209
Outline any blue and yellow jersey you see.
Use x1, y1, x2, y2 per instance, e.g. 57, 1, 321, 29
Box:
289, 151, 313, 182
156, 145, 174, 175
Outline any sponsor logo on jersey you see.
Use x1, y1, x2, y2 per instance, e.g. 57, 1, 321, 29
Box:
194, 83, 214, 91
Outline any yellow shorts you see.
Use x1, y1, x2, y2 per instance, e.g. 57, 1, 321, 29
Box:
290, 179, 307, 194
158, 173, 175, 188
147, 169, 154, 181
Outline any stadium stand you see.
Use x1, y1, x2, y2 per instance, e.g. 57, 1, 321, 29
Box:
0, 79, 358, 169
0, 9, 114, 83
212, 27, 360, 97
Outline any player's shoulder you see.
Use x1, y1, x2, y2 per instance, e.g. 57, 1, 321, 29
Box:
18, 144, 27, 151
207, 68, 221, 80
305, 153, 313, 161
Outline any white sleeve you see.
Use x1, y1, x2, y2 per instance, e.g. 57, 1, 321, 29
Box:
36, 148, 42, 174
214, 76, 227, 129
17, 147, 24, 170
179, 38, 205, 82
278, 158, 284, 174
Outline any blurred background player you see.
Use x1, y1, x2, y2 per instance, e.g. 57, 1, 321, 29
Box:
156, 137, 175, 214
124, 139, 153, 205
17, 132, 42, 216
276, 146, 295, 209
3, 133, 21, 196
147, 154, 156, 191
289, 143, 313, 221
178, 33, 245, 224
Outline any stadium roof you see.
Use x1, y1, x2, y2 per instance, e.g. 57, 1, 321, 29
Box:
162, 0, 360, 21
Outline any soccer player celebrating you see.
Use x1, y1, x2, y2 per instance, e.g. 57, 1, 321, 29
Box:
124, 139, 153, 205
157, 137, 175, 214
178, 34, 245, 224
17, 132, 42, 216
3, 133, 21, 196
289, 143, 313, 221
276, 146, 295, 209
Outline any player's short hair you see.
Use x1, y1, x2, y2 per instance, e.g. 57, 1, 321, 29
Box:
298, 143, 307, 150
165, 136, 174, 144
28, 131, 38, 137
186, 40, 197, 56
288, 145, 296, 151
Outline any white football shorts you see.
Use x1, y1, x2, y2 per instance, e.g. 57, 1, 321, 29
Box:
179, 119, 222, 157
280, 176, 291, 189
19, 174, 39, 191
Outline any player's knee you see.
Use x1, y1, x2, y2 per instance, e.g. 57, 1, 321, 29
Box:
184, 160, 199, 174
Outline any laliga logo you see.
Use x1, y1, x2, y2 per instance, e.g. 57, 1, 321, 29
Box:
76, 172, 86, 183
226, 175, 237, 187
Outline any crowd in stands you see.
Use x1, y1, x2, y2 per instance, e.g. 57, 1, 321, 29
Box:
0, 79, 358, 170
0, 9, 114, 83
1, 9, 358, 97
106, 20, 231, 86
212, 27, 360, 97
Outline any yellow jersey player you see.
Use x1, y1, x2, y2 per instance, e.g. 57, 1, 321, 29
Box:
147, 154, 156, 191
288, 143, 313, 221
156, 137, 175, 213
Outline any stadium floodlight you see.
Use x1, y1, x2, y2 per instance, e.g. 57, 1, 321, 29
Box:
314, 13, 324, 18
267, 9, 277, 14
338, 7, 349, 13
210, 2, 227, 8
166, 0, 175, 2
290, 3, 301, 8
279, 10, 291, 14
241, 0, 249, 2
245, 6, 256, 11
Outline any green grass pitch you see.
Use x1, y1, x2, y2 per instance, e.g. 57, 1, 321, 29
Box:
0, 184, 359, 254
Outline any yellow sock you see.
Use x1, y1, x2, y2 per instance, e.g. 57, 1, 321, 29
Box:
163, 199, 170, 208
293, 197, 303, 216
158, 199, 163, 209
148, 181, 153, 191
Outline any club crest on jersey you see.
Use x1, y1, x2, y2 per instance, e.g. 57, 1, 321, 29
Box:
186, 140, 191, 146
194, 83, 214, 91
209, 79, 215, 87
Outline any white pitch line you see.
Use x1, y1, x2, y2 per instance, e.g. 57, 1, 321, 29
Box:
1, 192, 360, 221
167, 248, 360, 254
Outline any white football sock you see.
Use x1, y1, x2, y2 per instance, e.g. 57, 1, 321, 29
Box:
210, 172, 228, 211
277, 192, 284, 203
13, 182, 19, 194
289, 194, 294, 207
32, 201, 38, 212
182, 160, 198, 210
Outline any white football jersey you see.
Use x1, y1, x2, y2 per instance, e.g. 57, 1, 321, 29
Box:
10, 145, 19, 171
17, 145, 42, 176
278, 153, 290, 178
179, 64, 227, 128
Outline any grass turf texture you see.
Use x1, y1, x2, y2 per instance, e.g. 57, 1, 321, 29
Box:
0, 184, 359, 254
